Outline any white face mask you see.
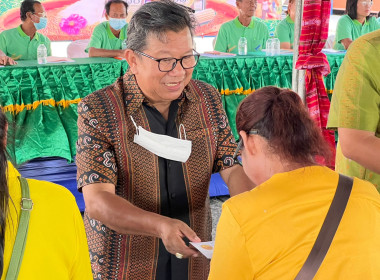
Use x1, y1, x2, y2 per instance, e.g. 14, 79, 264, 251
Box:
131, 116, 192, 163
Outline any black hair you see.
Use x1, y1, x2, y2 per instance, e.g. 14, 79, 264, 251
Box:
346, 0, 372, 21
20, 0, 41, 21
126, 0, 196, 51
105, 0, 129, 15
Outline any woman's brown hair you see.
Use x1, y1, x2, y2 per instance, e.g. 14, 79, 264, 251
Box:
236, 86, 332, 165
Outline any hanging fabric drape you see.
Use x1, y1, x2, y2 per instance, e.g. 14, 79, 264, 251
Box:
295, 0, 336, 168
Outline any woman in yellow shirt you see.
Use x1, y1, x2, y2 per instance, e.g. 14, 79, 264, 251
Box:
0, 111, 92, 279
208, 86, 380, 279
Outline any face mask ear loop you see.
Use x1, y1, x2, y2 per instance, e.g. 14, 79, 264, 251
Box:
130, 116, 139, 135
178, 124, 187, 140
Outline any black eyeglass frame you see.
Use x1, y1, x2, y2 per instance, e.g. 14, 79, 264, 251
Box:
134, 49, 200, 72
233, 129, 260, 166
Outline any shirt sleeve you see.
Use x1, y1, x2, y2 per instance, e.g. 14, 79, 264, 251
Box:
327, 37, 380, 132
208, 204, 254, 280
76, 99, 118, 190
0, 32, 7, 55
209, 85, 239, 173
214, 24, 229, 52
276, 21, 290, 43
335, 16, 353, 43
86, 24, 103, 53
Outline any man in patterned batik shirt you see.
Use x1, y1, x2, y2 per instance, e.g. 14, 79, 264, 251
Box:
76, 1, 254, 279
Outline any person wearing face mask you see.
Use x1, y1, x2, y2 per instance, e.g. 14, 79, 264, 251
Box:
214, 0, 269, 53
0, 0, 51, 66
86, 0, 129, 57
333, 0, 380, 50
77, 1, 255, 279
275, 0, 295, 49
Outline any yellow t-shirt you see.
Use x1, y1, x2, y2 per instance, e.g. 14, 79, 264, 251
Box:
209, 166, 380, 280
1, 162, 92, 280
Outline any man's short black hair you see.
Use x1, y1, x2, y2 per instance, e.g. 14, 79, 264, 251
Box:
105, 0, 129, 15
20, 0, 41, 21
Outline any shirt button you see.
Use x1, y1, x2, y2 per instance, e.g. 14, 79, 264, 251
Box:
170, 193, 176, 199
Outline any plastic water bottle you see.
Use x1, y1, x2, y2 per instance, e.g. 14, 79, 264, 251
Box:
37, 44, 47, 64
238, 37, 247, 55
272, 37, 280, 55
265, 38, 273, 56
121, 39, 127, 50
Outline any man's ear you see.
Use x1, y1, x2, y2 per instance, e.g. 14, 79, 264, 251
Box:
105, 14, 110, 20
125, 49, 139, 74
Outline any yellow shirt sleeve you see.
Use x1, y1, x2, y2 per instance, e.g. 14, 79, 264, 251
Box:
208, 203, 254, 280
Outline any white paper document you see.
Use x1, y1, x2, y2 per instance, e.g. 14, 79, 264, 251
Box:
189, 241, 215, 259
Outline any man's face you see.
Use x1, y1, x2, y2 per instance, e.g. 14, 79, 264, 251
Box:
106, 2, 127, 19
130, 28, 195, 104
29, 3, 46, 23
236, 0, 257, 17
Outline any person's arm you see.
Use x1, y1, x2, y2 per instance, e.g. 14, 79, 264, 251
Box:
338, 128, 380, 173
340, 38, 353, 50
208, 204, 253, 280
88, 47, 126, 58
220, 165, 255, 196
83, 183, 200, 258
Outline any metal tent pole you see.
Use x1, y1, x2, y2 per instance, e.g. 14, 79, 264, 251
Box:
292, 0, 306, 103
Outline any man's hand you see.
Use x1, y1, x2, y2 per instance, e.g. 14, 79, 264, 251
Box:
0, 56, 17, 66
158, 217, 201, 258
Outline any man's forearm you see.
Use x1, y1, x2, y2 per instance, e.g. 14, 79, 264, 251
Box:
220, 165, 255, 197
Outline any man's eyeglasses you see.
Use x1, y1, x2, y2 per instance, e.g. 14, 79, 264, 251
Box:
233, 129, 259, 166
134, 50, 200, 72
358, 0, 373, 6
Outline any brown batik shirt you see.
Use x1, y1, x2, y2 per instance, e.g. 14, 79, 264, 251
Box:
76, 71, 238, 280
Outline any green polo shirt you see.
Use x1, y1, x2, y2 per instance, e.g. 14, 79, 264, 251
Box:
86, 21, 128, 53
214, 17, 269, 53
0, 26, 51, 60
327, 29, 380, 190
275, 15, 294, 48
333, 15, 380, 50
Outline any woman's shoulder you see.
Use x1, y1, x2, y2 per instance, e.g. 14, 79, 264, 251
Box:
337, 14, 354, 24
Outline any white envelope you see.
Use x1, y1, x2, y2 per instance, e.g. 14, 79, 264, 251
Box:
189, 241, 215, 259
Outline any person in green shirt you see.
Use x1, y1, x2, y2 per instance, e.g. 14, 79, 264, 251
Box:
214, 0, 269, 53
275, 0, 295, 49
0, 0, 51, 66
327, 30, 380, 191
333, 0, 380, 50
87, 0, 129, 58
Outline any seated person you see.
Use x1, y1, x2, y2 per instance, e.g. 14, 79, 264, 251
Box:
275, 0, 295, 49
208, 86, 380, 279
334, 0, 380, 50
0, 0, 51, 66
0, 110, 92, 279
214, 0, 269, 53
86, 0, 128, 57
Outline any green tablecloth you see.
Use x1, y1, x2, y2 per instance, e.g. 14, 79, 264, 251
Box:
0, 54, 345, 164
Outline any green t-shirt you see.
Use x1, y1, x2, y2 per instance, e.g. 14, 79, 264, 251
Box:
334, 15, 380, 50
86, 21, 128, 53
327, 29, 380, 190
214, 17, 269, 53
275, 15, 294, 48
0, 26, 51, 60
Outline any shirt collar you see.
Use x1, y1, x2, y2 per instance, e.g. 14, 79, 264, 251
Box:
233, 17, 255, 29
286, 15, 294, 24
122, 70, 198, 116
353, 18, 368, 26
106, 21, 126, 40
17, 25, 39, 40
